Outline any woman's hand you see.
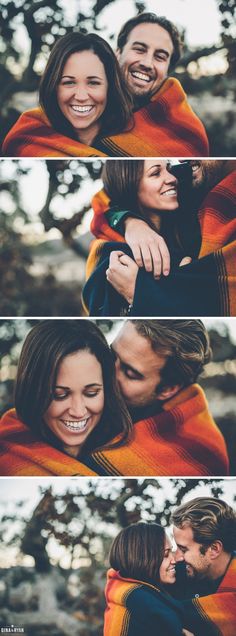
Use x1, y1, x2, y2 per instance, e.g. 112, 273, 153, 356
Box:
182, 630, 195, 636
106, 250, 138, 304
124, 217, 170, 279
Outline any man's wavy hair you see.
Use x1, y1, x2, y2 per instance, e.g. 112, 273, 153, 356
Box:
130, 319, 211, 389
171, 497, 236, 554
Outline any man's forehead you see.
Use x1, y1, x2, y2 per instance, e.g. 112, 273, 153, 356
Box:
173, 524, 195, 545
125, 22, 174, 53
113, 323, 166, 370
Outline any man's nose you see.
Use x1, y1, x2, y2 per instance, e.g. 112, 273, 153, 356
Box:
115, 357, 121, 375
114, 358, 123, 383
139, 52, 154, 70
174, 547, 185, 562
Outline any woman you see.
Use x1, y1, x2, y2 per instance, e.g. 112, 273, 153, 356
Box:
104, 522, 196, 636
2, 32, 133, 157
0, 320, 132, 475
83, 159, 198, 315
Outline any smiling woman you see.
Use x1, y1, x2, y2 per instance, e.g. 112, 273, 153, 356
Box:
0, 320, 132, 475
2, 31, 133, 157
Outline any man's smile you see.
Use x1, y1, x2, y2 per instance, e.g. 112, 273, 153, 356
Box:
130, 70, 154, 83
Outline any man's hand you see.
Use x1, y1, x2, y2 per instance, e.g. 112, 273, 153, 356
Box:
124, 217, 170, 278
182, 630, 195, 636
106, 250, 138, 304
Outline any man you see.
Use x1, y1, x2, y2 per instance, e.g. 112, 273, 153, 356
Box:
79, 319, 229, 476
98, 12, 209, 156
85, 159, 236, 316
171, 497, 236, 635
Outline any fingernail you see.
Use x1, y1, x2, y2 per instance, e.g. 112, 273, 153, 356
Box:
164, 270, 170, 276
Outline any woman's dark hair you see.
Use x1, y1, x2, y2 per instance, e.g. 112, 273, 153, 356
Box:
39, 31, 133, 141
15, 319, 132, 455
103, 159, 144, 211
109, 522, 166, 586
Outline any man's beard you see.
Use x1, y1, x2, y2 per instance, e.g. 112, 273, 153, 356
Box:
133, 93, 153, 110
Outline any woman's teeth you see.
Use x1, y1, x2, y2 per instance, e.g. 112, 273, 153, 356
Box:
71, 105, 93, 113
62, 419, 88, 431
162, 188, 177, 196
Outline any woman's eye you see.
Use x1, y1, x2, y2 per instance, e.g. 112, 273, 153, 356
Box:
85, 389, 101, 398
61, 80, 74, 86
53, 391, 69, 400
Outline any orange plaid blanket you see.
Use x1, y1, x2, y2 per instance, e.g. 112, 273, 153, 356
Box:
0, 385, 229, 476
98, 77, 209, 157
184, 557, 236, 636
2, 107, 107, 157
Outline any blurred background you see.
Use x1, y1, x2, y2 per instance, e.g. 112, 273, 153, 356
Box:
0, 0, 236, 155
0, 159, 103, 317
0, 318, 236, 473
0, 476, 235, 635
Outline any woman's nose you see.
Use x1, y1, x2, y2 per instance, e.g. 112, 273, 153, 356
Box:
68, 395, 87, 417
164, 169, 177, 185
73, 85, 89, 101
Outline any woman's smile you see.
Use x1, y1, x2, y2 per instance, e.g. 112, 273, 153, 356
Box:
69, 105, 96, 116
160, 186, 178, 197
60, 417, 91, 432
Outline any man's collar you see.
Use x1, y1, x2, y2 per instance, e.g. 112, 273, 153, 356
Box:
129, 401, 163, 423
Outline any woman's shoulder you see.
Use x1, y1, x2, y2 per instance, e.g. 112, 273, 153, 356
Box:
0, 408, 24, 432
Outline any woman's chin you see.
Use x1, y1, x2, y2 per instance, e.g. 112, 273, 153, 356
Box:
162, 572, 176, 585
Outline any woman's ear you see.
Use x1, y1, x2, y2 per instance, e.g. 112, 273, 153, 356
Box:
156, 385, 182, 401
